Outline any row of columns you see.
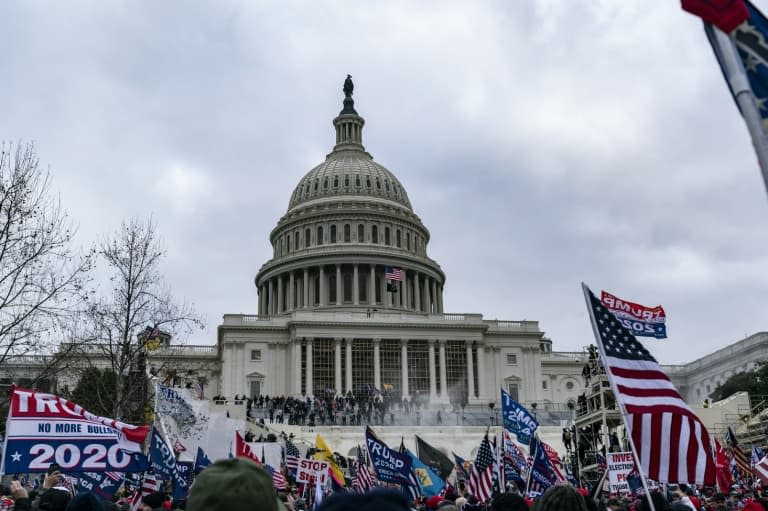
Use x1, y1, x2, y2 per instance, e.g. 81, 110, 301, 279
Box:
292, 338, 486, 401
258, 264, 444, 316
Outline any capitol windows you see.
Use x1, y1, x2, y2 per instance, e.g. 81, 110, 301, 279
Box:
286, 235, 291, 253
396, 229, 401, 248
344, 175, 350, 187
343, 273, 353, 302
330, 225, 337, 244
542, 380, 548, 390
385, 180, 390, 192
317, 226, 324, 245
507, 383, 519, 402
333, 177, 339, 188
372, 225, 378, 244
406, 232, 411, 250
375, 178, 381, 189
323, 177, 329, 189
344, 224, 351, 242
507, 353, 517, 365
384, 227, 391, 245
366, 177, 371, 188
305, 228, 311, 248
314, 180, 319, 191
295, 232, 299, 251
445, 341, 469, 402
357, 224, 364, 242
250, 349, 262, 361
356, 176, 361, 187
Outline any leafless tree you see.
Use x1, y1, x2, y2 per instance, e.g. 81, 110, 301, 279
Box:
0, 142, 93, 368
83, 217, 204, 421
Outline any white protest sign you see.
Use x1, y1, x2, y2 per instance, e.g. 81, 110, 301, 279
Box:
295, 459, 329, 485
607, 452, 635, 494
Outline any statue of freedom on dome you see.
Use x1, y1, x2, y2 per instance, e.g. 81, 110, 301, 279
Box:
343, 74, 354, 98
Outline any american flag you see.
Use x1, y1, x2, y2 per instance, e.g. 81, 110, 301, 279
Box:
584, 286, 716, 485
726, 427, 752, 479
265, 464, 289, 490
129, 473, 161, 511
754, 454, 768, 486
384, 266, 404, 282
352, 445, 376, 493
285, 438, 301, 474
468, 434, 494, 503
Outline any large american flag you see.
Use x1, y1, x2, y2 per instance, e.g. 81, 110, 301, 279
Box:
468, 434, 494, 503
265, 463, 289, 490
584, 286, 716, 485
754, 454, 768, 486
726, 427, 752, 479
384, 266, 405, 282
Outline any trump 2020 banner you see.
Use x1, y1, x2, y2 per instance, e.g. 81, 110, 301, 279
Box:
1, 387, 150, 473
600, 290, 666, 339
365, 427, 412, 485
500, 388, 538, 445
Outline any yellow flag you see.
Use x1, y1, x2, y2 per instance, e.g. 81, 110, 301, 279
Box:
314, 433, 346, 486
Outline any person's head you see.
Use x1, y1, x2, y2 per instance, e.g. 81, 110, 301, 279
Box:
66, 491, 105, 511
316, 490, 410, 511
712, 493, 728, 510
140, 492, 165, 511
38, 488, 72, 511
639, 491, 669, 511
490, 492, 528, 511
536, 486, 586, 511
187, 458, 283, 511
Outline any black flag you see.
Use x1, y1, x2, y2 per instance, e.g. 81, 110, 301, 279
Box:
416, 435, 454, 481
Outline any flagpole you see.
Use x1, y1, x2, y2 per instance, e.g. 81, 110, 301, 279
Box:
709, 22, 768, 197
581, 283, 656, 511
524, 435, 537, 498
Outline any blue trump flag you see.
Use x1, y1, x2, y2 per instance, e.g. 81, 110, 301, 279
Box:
149, 427, 188, 500
527, 436, 559, 497
500, 389, 538, 444
404, 449, 445, 497
75, 471, 123, 500
194, 446, 212, 473
365, 427, 413, 485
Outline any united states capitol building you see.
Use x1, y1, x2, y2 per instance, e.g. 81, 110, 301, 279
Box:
3, 81, 766, 422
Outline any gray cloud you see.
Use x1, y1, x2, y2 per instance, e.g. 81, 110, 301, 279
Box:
1, 1, 767, 364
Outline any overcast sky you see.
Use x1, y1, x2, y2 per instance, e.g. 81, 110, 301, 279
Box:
2, 1, 767, 365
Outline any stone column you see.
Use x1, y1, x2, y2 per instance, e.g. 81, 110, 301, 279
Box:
373, 339, 381, 391
303, 269, 310, 309
334, 338, 342, 395
382, 273, 391, 307
289, 272, 295, 311
477, 343, 486, 400
431, 280, 438, 314
353, 264, 360, 305
293, 339, 302, 396
401, 339, 409, 398
306, 338, 314, 397
336, 264, 342, 304
402, 273, 409, 308
438, 340, 447, 400
414, 273, 421, 312
369, 264, 376, 305
319, 266, 326, 306
437, 284, 443, 313
466, 342, 475, 401
258, 286, 264, 316
428, 339, 437, 401
268, 279, 275, 316
345, 339, 353, 393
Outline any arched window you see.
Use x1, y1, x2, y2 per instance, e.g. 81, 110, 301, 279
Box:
305, 228, 311, 248
343, 273, 353, 303
344, 175, 350, 187
333, 177, 339, 188
356, 176, 361, 187
314, 180, 319, 191
323, 178, 328, 189
295, 231, 299, 251
317, 226, 324, 245
384, 227, 391, 245
406, 232, 411, 251
344, 224, 351, 242
372, 225, 378, 244
376, 178, 381, 189
330, 225, 337, 243
366, 177, 371, 188
396, 229, 401, 248
385, 180, 390, 191
358, 224, 364, 242
286, 235, 291, 253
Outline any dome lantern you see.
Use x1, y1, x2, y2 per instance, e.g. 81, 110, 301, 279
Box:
332, 75, 366, 153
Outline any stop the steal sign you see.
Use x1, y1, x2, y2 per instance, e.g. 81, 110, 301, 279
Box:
296, 459, 330, 484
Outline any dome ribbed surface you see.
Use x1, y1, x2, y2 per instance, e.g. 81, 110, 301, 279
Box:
287, 152, 413, 211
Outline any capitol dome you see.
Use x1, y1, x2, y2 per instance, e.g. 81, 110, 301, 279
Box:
255, 78, 445, 316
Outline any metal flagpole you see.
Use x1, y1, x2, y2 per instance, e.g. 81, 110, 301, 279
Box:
709, 23, 768, 198
581, 283, 656, 511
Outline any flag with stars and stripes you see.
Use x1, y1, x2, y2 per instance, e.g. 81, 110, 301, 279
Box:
468, 434, 495, 503
726, 427, 753, 479
129, 473, 161, 511
265, 463, 289, 490
353, 445, 377, 493
285, 437, 302, 474
753, 446, 765, 466
527, 436, 560, 497
384, 266, 405, 282
583, 284, 716, 485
